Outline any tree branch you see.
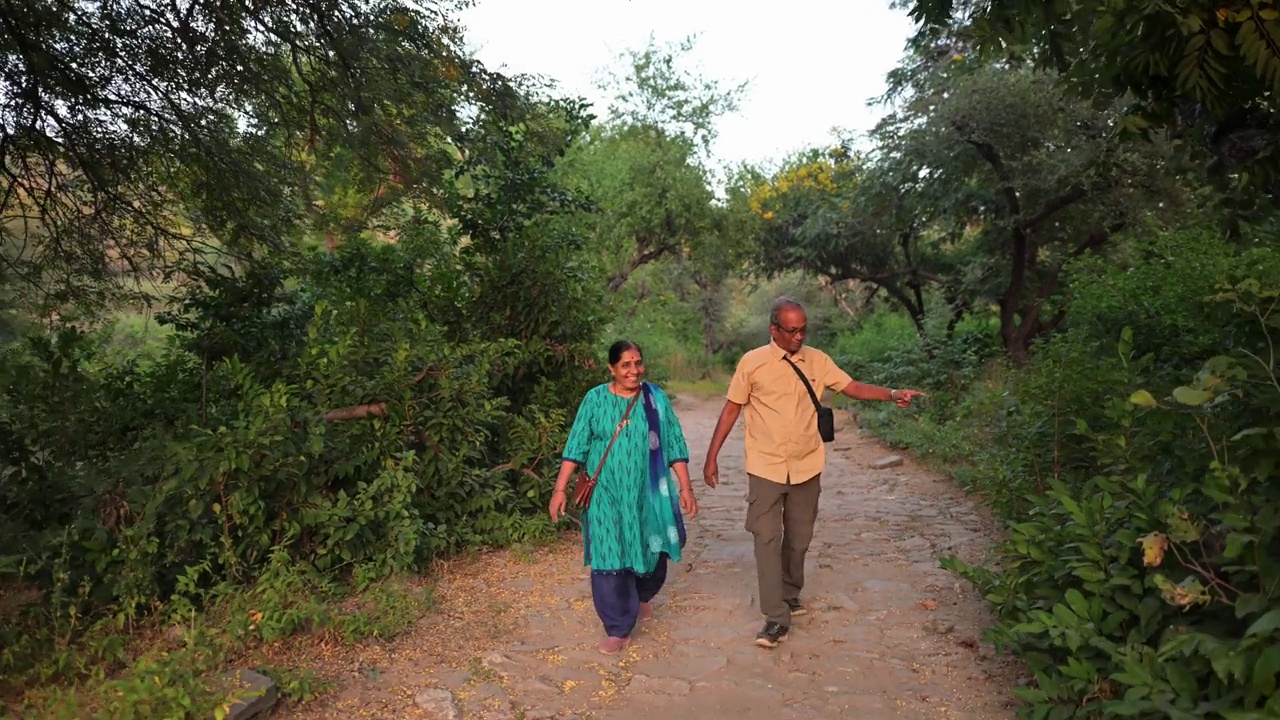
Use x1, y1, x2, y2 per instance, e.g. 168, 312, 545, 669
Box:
1020, 185, 1090, 233
321, 366, 436, 422
606, 242, 675, 291
955, 128, 1021, 216
323, 402, 387, 422
1021, 229, 1112, 337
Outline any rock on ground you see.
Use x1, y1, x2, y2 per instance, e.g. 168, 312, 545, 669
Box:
413, 688, 459, 720
870, 454, 904, 469
224, 669, 278, 720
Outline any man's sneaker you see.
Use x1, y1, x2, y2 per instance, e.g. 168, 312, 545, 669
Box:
639, 601, 654, 622
785, 598, 807, 617
755, 621, 789, 648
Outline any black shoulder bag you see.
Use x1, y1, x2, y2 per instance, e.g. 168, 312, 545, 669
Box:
783, 357, 835, 443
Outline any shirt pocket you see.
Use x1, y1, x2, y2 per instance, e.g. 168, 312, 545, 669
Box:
805, 376, 820, 396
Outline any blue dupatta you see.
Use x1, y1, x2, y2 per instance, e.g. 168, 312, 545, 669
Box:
641, 382, 687, 550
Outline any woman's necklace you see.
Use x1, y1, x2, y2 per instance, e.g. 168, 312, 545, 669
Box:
611, 382, 638, 427
610, 382, 639, 398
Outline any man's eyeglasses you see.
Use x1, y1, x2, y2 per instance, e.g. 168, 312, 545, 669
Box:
772, 323, 806, 336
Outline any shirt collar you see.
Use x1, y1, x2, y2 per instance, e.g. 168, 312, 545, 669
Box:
770, 341, 807, 363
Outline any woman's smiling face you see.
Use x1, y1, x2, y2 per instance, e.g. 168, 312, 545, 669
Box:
609, 348, 645, 391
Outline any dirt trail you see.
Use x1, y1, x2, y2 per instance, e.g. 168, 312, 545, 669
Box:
278, 392, 1019, 720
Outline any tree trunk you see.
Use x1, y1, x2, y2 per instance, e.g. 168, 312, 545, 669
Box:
881, 282, 926, 335
696, 277, 722, 357
817, 277, 861, 317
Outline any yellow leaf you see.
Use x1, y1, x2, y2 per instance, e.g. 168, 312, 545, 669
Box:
1138, 531, 1169, 567
1129, 389, 1159, 407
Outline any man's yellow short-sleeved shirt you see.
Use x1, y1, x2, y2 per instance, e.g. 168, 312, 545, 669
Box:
726, 341, 853, 484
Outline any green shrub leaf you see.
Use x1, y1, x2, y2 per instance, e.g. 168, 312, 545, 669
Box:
1171, 386, 1214, 405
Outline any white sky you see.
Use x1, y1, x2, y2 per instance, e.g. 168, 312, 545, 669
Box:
457, 0, 914, 172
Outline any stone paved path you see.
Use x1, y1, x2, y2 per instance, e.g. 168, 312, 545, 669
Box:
279, 392, 1020, 720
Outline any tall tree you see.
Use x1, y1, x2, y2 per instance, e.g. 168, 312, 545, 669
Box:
559, 35, 747, 292
0, 0, 519, 311
897, 0, 1280, 205
887, 64, 1190, 364
748, 147, 949, 334
753, 61, 1192, 363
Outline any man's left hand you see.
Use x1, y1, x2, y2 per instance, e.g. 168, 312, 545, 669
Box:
890, 389, 925, 408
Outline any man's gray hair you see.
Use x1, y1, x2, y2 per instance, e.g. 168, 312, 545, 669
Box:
769, 297, 805, 326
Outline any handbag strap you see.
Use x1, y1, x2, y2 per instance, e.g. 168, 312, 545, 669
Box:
783, 357, 823, 412
587, 388, 642, 482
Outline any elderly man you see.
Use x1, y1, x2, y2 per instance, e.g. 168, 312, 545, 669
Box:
703, 297, 923, 648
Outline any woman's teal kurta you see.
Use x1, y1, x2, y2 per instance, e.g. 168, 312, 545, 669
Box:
561, 383, 689, 574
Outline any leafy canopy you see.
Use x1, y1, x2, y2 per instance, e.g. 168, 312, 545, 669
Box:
898, 0, 1280, 198
0, 0, 520, 310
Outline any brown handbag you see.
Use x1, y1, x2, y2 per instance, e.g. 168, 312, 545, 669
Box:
572, 389, 641, 509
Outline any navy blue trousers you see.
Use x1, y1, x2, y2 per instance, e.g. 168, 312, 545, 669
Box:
590, 554, 669, 638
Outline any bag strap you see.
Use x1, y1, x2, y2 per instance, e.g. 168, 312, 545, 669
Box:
587, 388, 642, 482
783, 357, 823, 412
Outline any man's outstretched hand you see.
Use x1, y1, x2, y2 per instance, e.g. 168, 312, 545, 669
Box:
891, 389, 926, 408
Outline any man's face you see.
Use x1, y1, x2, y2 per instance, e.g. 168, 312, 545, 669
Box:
770, 307, 807, 354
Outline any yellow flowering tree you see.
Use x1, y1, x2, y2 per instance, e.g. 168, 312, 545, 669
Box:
749, 147, 942, 333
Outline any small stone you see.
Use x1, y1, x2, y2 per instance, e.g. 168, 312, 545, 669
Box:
487, 702, 518, 720
513, 677, 561, 694
629, 674, 691, 696
870, 455, 904, 469
223, 669, 277, 720
481, 652, 522, 677
436, 669, 472, 688
545, 664, 599, 683
472, 683, 507, 700
414, 688, 460, 720
523, 709, 558, 720
924, 619, 956, 635
508, 640, 562, 652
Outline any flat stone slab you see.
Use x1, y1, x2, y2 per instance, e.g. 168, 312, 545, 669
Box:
628, 674, 691, 696
222, 669, 277, 720
413, 687, 460, 720
632, 647, 728, 679
870, 455, 904, 469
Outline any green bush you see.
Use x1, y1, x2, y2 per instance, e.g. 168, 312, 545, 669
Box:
946, 278, 1280, 718
0, 209, 601, 691
838, 225, 1280, 718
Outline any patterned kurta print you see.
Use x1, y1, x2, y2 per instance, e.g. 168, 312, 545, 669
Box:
561, 383, 690, 574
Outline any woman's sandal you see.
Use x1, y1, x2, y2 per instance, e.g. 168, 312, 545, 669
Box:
598, 635, 631, 655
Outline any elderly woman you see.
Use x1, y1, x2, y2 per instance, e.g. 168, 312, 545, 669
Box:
549, 340, 698, 655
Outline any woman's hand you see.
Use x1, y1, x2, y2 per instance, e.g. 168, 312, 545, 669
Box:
549, 489, 568, 523
679, 485, 698, 519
